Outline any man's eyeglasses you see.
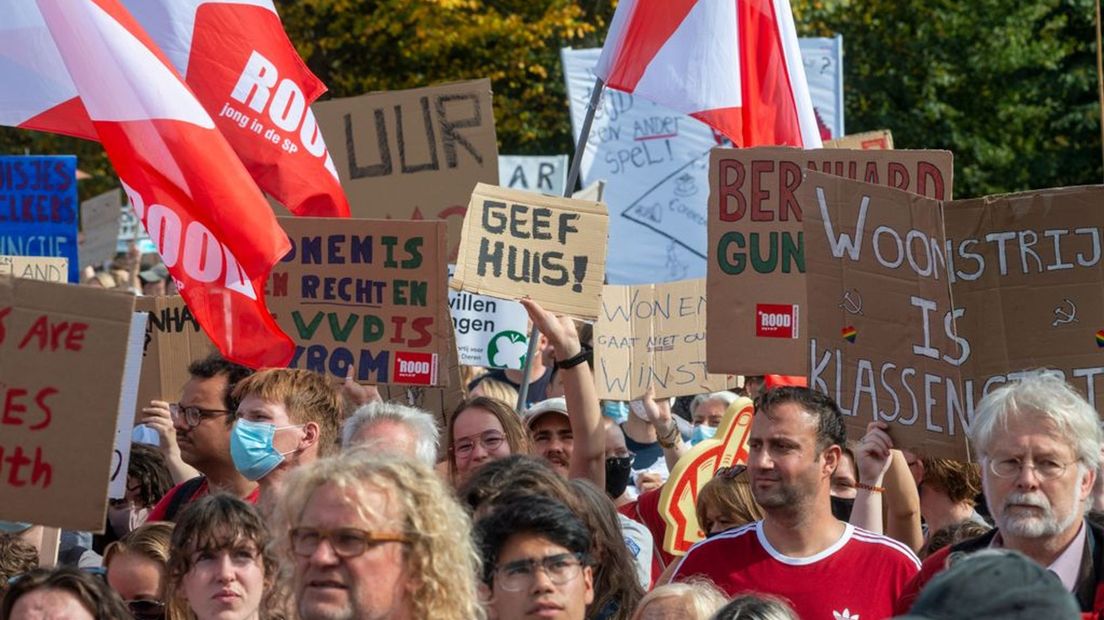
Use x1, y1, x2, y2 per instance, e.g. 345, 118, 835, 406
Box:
716, 464, 747, 479
169, 404, 231, 429
289, 527, 409, 559
493, 553, 587, 592
452, 430, 506, 459
125, 599, 165, 620
988, 456, 1071, 481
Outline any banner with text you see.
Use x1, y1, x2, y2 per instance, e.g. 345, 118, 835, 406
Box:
447, 264, 529, 369
707, 147, 954, 377
451, 183, 607, 319
0, 156, 79, 283
595, 279, 734, 400
133, 296, 217, 421
79, 189, 122, 269
313, 79, 499, 261
0, 256, 68, 283
0, 277, 137, 530
499, 155, 569, 196
269, 217, 450, 386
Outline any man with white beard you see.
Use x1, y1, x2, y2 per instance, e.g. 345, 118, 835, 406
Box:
896, 371, 1103, 614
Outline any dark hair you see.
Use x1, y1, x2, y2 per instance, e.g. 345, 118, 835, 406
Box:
569, 479, 645, 620
474, 495, 590, 585
457, 454, 570, 513
921, 457, 982, 505
756, 386, 846, 452
127, 443, 173, 508
167, 494, 280, 616
1, 567, 131, 619
923, 520, 992, 558
187, 353, 255, 415
0, 535, 38, 598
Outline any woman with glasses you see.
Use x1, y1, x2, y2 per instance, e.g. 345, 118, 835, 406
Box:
105, 522, 185, 620
447, 395, 531, 486
167, 494, 280, 620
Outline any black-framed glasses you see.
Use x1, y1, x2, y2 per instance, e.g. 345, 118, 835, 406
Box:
126, 599, 165, 620
716, 464, 747, 479
493, 553, 586, 592
289, 527, 410, 559
452, 430, 507, 459
169, 403, 231, 429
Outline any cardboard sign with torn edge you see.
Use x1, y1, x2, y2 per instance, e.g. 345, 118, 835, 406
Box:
451, 183, 608, 320
0, 256, 68, 283
132, 296, 217, 423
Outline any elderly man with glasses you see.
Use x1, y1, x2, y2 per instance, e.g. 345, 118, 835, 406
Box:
896, 371, 1104, 615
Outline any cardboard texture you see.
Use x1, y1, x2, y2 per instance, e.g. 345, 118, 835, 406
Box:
133, 296, 217, 428
800, 171, 968, 460
269, 217, 451, 386
0, 276, 137, 530
312, 79, 499, 261
707, 147, 954, 377
378, 319, 465, 439
79, 189, 122, 269
0, 256, 68, 283
451, 183, 608, 320
447, 264, 530, 369
594, 279, 735, 400
824, 130, 895, 150
659, 397, 754, 555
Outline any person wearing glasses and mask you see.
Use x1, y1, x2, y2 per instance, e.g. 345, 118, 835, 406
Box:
896, 371, 1104, 615
143, 355, 259, 523
277, 449, 483, 620
475, 494, 594, 620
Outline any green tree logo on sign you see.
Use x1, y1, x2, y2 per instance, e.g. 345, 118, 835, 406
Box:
487, 330, 527, 368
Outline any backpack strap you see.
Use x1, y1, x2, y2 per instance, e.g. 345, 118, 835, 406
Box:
163, 476, 206, 521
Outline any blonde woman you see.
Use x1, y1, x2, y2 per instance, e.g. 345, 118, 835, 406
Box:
631, 581, 727, 620
105, 522, 186, 620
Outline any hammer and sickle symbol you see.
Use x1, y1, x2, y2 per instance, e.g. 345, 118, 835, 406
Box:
839, 289, 863, 315
1052, 299, 1077, 327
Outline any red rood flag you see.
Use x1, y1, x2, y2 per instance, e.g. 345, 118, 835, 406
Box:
596, 0, 822, 148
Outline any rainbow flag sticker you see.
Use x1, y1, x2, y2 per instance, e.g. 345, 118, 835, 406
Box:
1096, 330, 1104, 348
842, 326, 857, 343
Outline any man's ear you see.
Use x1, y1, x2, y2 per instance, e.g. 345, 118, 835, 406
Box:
822, 444, 841, 477
300, 422, 320, 450
478, 582, 498, 619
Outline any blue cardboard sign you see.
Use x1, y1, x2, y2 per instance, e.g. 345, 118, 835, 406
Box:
0, 155, 80, 283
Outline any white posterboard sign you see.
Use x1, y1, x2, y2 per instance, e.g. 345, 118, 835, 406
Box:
498, 155, 569, 196
108, 311, 149, 499
798, 35, 845, 139
447, 265, 532, 369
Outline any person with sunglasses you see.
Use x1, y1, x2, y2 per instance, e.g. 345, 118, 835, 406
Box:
2, 566, 131, 620
475, 494, 594, 620
104, 522, 185, 620
143, 355, 260, 523
277, 448, 483, 620
167, 494, 278, 620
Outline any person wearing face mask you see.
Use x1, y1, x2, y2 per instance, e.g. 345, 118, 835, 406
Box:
99, 445, 173, 552
229, 368, 342, 517
688, 391, 737, 445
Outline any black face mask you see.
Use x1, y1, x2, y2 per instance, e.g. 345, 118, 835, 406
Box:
605, 456, 634, 499
831, 495, 855, 522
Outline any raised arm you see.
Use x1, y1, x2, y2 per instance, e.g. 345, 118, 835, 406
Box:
639, 385, 688, 471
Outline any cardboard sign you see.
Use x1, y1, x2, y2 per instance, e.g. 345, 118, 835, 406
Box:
801, 171, 968, 460
798, 35, 845, 139
79, 189, 122, 269
0, 256, 68, 283
133, 296, 217, 419
117, 200, 156, 254
0, 156, 80, 282
499, 155, 569, 196
573, 180, 605, 202
108, 311, 148, 499
451, 183, 608, 319
824, 130, 895, 151
0, 276, 138, 530
595, 279, 734, 400
706, 147, 954, 377
378, 319, 465, 442
312, 79, 499, 261
447, 264, 530, 368
659, 397, 754, 555
268, 217, 451, 386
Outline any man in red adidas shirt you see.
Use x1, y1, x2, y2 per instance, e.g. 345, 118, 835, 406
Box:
671, 386, 919, 619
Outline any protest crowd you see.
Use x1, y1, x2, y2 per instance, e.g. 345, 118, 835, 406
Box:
3, 1, 1104, 620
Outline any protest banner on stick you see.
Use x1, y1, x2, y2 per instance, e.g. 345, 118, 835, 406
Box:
132, 296, 217, 425
269, 217, 451, 386
499, 155, 569, 196
0, 155, 80, 282
448, 265, 529, 369
0, 256, 68, 283
79, 189, 122, 269
108, 311, 147, 499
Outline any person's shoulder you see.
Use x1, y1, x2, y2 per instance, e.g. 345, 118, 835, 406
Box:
849, 526, 922, 570
673, 523, 758, 576
684, 523, 759, 557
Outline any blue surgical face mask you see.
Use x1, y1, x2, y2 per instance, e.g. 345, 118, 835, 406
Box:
602, 401, 629, 425
690, 424, 718, 444
230, 418, 303, 481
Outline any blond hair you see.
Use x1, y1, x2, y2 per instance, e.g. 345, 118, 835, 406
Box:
233, 368, 342, 457
104, 522, 187, 620
631, 581, 727, 620
276, 449, 485, 620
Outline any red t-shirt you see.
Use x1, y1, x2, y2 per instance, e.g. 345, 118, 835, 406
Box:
673, 521, 920, 620
618, 488, 674, 570
147, 477, 260, 522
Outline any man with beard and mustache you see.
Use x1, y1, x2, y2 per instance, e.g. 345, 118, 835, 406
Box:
670, 386, 920, 619
896, 372, 1104, 615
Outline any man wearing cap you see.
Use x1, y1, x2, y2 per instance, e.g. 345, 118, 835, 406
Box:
896, 371, 1104, 615
525, 397, 574, 478
137, 262, 170, 296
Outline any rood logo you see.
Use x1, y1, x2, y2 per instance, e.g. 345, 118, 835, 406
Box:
392, 352, 437, 385
755, 304, 799, 339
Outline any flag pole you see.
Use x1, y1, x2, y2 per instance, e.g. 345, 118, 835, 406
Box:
1096, 0, 1104, 179
516, 77, 605, 411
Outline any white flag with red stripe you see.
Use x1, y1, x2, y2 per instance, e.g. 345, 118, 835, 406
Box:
0, 0, 296, 369
596, 0, 822, 148
120, 0, 350, 218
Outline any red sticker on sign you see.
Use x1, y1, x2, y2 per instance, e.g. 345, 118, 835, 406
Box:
392, 352, 438, 385
755, 304, 799, 339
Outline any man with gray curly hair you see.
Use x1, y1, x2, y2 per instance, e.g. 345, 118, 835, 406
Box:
340, 402, 440, 467
897, 371, 1104, 615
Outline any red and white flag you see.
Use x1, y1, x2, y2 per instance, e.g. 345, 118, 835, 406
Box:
120, 0, 350, 218
0, 0, 296, 369
596, 0, 822, 148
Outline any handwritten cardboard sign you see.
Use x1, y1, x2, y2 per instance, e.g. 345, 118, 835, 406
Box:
659, 397, 754, 555
133, 296, 217, 417
707, 147, 954, 378
0, 276, 138, 530
595, 279, 734, 400
801, 171, 968, 460
378, 320, 465, 443
499, 155, 569, 196
79, 189, 122, 269
451, 183, 607, 320
312, 79, 499, 261
0, 155, 80, 282
268, 217, 450, 386
447, 264, 530, 369
824, 130, 894, 150
0, 256, 68, 283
